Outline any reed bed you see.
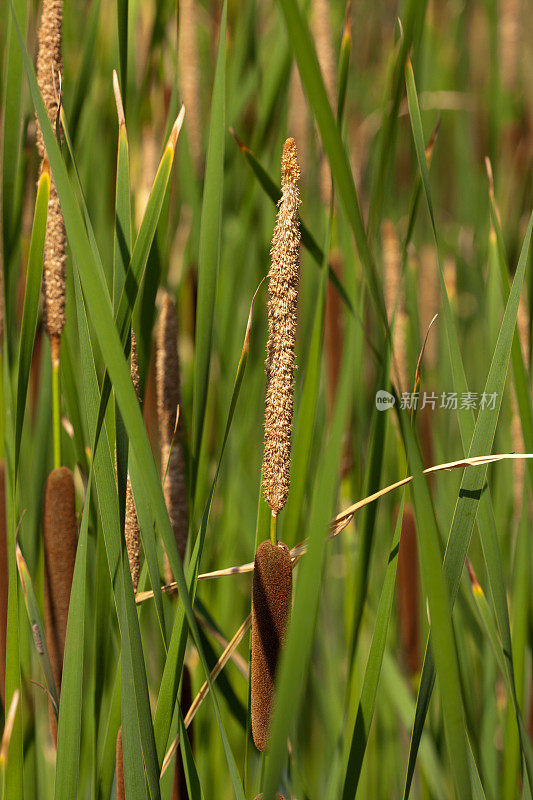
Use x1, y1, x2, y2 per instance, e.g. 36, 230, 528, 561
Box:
1, 1, 533, 798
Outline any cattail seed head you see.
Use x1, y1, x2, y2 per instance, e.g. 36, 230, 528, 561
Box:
251, 540, 292, 752
36, 0, 66, 345
116, 726, 125, 800
0, 462, 7, 707
396, 504, 420, 675
157, 293, 188, 566
43, 181, 67, 348
43, 466, 77, 741
262, 138, 301, 516
36, 0, 63, 161
124, 332, 141, 591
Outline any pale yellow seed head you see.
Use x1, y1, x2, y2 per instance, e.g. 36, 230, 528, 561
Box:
36, 0, 66, 342
124, 332, 141, 592
262, 138, 301, 515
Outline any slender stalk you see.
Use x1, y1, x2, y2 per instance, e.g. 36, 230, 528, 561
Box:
52, 360, 61, 468
269, 512, 277, 547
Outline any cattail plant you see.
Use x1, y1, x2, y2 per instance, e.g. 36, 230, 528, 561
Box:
156, 291, 192, 794
251, 540, 292, 751
261, 138, 300, 519
43, 466, 77, 741
124, 331, 141, 593
36, 0, 67, 470
396, 504, 420, 675
251, 138, 300, 752
156, 292, 188, 574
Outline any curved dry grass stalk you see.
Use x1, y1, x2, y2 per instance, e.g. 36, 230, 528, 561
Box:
161, 613, 252, 777
0, 689, 20, 765
134, 452, 533, 602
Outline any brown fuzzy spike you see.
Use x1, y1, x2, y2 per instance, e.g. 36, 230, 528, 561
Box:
0, 462, 7, 707
157, 293, 188, 570
396, 504, 420, 675
262, 139, 301, 516
172, 665, 193, 799
251, 541, 292, 752
43, 466, 77, 741
116, 726, 125, 800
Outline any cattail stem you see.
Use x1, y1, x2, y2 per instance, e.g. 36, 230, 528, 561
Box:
52, 361, 61, 469
269, 512, 277, 546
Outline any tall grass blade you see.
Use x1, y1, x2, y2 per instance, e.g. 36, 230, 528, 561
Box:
15, 168, 49, 472
404, 57, 533, 797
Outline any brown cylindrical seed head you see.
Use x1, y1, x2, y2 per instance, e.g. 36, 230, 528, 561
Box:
172, 664, 193, 799
157, 293, 188, 566
262, 139, 301, 516
116, 726, 125, 800
43, 466, 77, 741
396, 504, 420, 675
0, 462, 7, 707
251, 540, 292, 752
